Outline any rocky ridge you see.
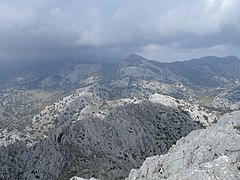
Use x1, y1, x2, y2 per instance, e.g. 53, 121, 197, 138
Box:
126, 111, 240, 180
0, 89, 218, 146
0, 101, 203, 180
149, 93, 219, 126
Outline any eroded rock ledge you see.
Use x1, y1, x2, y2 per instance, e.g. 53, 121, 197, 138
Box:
126, 111, 240, 180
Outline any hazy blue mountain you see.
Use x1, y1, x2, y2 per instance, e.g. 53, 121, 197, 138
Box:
2, 54, 240, 90
160, 55, 240, 87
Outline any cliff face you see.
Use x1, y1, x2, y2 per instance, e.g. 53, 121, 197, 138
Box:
0, 101, 203, 180
126, 111, 240, 180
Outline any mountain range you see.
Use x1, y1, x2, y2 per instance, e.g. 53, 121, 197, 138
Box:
0, 54, 240, 179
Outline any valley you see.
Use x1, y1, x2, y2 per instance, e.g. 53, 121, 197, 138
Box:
0, 54, 240, 179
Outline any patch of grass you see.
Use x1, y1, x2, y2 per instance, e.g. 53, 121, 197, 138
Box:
99, 102, 112, 110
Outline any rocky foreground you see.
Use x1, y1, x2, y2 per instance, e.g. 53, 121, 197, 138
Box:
0, 101, 203, 180
1, 104, 239, 180
72, 111, 240, 180
126, 111, 240, 180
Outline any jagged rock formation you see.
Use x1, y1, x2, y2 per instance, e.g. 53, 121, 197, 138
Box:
26, 91, 216, 144
0, 101, 203, 180
1, 87, 217, 147
126, 111, 240, 180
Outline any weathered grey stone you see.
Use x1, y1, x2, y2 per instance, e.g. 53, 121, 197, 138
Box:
168, 156, 240, 180
126, 111, 240, 180
0, 101, 202, 180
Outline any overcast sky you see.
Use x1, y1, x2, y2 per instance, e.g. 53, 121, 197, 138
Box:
0, 0, 240, 62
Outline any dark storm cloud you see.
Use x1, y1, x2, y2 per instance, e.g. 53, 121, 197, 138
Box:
0, 0, 240, 62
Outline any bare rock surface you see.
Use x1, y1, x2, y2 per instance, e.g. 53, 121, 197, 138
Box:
0, 101, 202, 180
126, 111, 240, 180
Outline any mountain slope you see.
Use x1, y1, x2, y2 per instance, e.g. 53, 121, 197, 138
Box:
0, 101, 203, 180
161, 55, 240, 87
1, 54, 240, 179
2, 54, 236, 146
126, 111, 240, 180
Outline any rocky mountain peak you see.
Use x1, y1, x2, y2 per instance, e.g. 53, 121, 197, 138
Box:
124, 54, 147, 63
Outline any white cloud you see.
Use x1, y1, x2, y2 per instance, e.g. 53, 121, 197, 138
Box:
138, 43, 240, 62
0, 0, 239, 61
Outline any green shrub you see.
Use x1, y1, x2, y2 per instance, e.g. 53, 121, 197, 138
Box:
234, 125, 240, 131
